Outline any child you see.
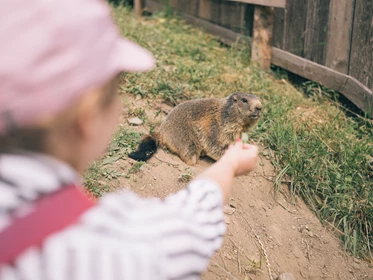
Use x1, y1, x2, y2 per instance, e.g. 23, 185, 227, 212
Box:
0, 0, 259, 279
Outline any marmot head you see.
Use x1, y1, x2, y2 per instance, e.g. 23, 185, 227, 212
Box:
227, 92, 262, 124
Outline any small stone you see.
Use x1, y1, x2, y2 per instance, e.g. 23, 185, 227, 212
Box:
229, 202, 237, 208
127, 117, 143, 126
352, 263, 360, 270
223, 205, 236, 215
224, 215, 230, 224
277, 272, 296, 280
307, 231, 314, 237
353, 258, 360, 264
291, 226, 296, 230
135, 94, 142, 100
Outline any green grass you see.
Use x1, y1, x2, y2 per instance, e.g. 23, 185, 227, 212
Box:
85, 5, 373, 258
84, 126, 142, 196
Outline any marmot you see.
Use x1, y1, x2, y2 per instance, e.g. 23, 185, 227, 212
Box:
129, 92, 262, 165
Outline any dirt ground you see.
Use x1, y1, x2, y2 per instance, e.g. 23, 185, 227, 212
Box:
107, 94, 373, 280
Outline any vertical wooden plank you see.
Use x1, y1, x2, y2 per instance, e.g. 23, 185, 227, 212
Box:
198, 0, 211, 20
239, 3, 246, 35
243, 4, 255, 37
251, 6, 274, 70
272, 8, 285, 49
325, 0, 355, 74
303, 0, 330, 65
191, 0, 198, 16
154, 0, 176, 8
349, 0, 373, 90
220, 1, 242, 33
134, 0, 142, 17
210, 0, 222, 25
176, 0, 198, 16
169, 0, 177, 8
283, 0, 307, 57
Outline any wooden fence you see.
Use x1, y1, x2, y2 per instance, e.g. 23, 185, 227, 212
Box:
144, 0, 373, 116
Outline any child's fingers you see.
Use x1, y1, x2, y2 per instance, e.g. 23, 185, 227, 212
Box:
242, 145, 259, 159
242, 143, 257, 150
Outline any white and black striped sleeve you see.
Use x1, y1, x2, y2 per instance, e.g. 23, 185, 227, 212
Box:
93, 178, 226, 280
160, 179, 226, 280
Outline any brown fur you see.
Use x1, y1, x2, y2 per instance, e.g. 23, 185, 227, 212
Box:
129, 92, 262, 165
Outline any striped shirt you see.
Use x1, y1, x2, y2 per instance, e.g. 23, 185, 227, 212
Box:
0, 152, 225, 280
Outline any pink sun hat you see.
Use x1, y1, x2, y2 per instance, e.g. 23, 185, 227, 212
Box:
0, 0, 155, 135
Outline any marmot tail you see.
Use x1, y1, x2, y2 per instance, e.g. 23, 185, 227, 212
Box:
128, 135, 158, 162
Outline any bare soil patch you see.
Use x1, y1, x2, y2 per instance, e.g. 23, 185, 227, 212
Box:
106, 94, 373, 280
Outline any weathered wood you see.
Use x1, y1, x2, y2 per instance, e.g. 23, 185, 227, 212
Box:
162, 0, 177, 8
227, 0, 286, 8
303, 0, 330, 65
283, 0, 307, 57
146, 0, 251, 45
348, 0, 373, 90
220, 1, 243, 33
144, 0, 373, 114
146, 0, 167, 12
343, 77, 373, 115
271, 47, 373, 115
251, 6, 274, 70
176, 0, 198, 16
272, 8, 285, 49
169, 0, 177, 8
325, 0, 354, 74
134, 0, 142, 17
242, 4, 255, 36
272, 47, 346, 92
198, 0, 211, 20
239, 3, 246, 35
210, 0, 222, 25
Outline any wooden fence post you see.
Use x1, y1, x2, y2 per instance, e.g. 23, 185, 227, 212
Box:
251, 6, 274, 70
134, 0, 142, 17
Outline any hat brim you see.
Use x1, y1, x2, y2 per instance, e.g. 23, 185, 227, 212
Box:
115, 38, 155, 73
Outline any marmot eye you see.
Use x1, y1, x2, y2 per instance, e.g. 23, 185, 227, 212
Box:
242, 98, 248, 103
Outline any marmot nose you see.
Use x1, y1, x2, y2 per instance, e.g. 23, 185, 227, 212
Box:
255, 106, 262, 113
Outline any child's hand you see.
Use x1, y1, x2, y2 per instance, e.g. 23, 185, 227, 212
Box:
196, 139, 258, 203
221, 139, 259, 176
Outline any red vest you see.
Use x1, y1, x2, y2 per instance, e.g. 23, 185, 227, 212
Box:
0, 185, 95, 265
